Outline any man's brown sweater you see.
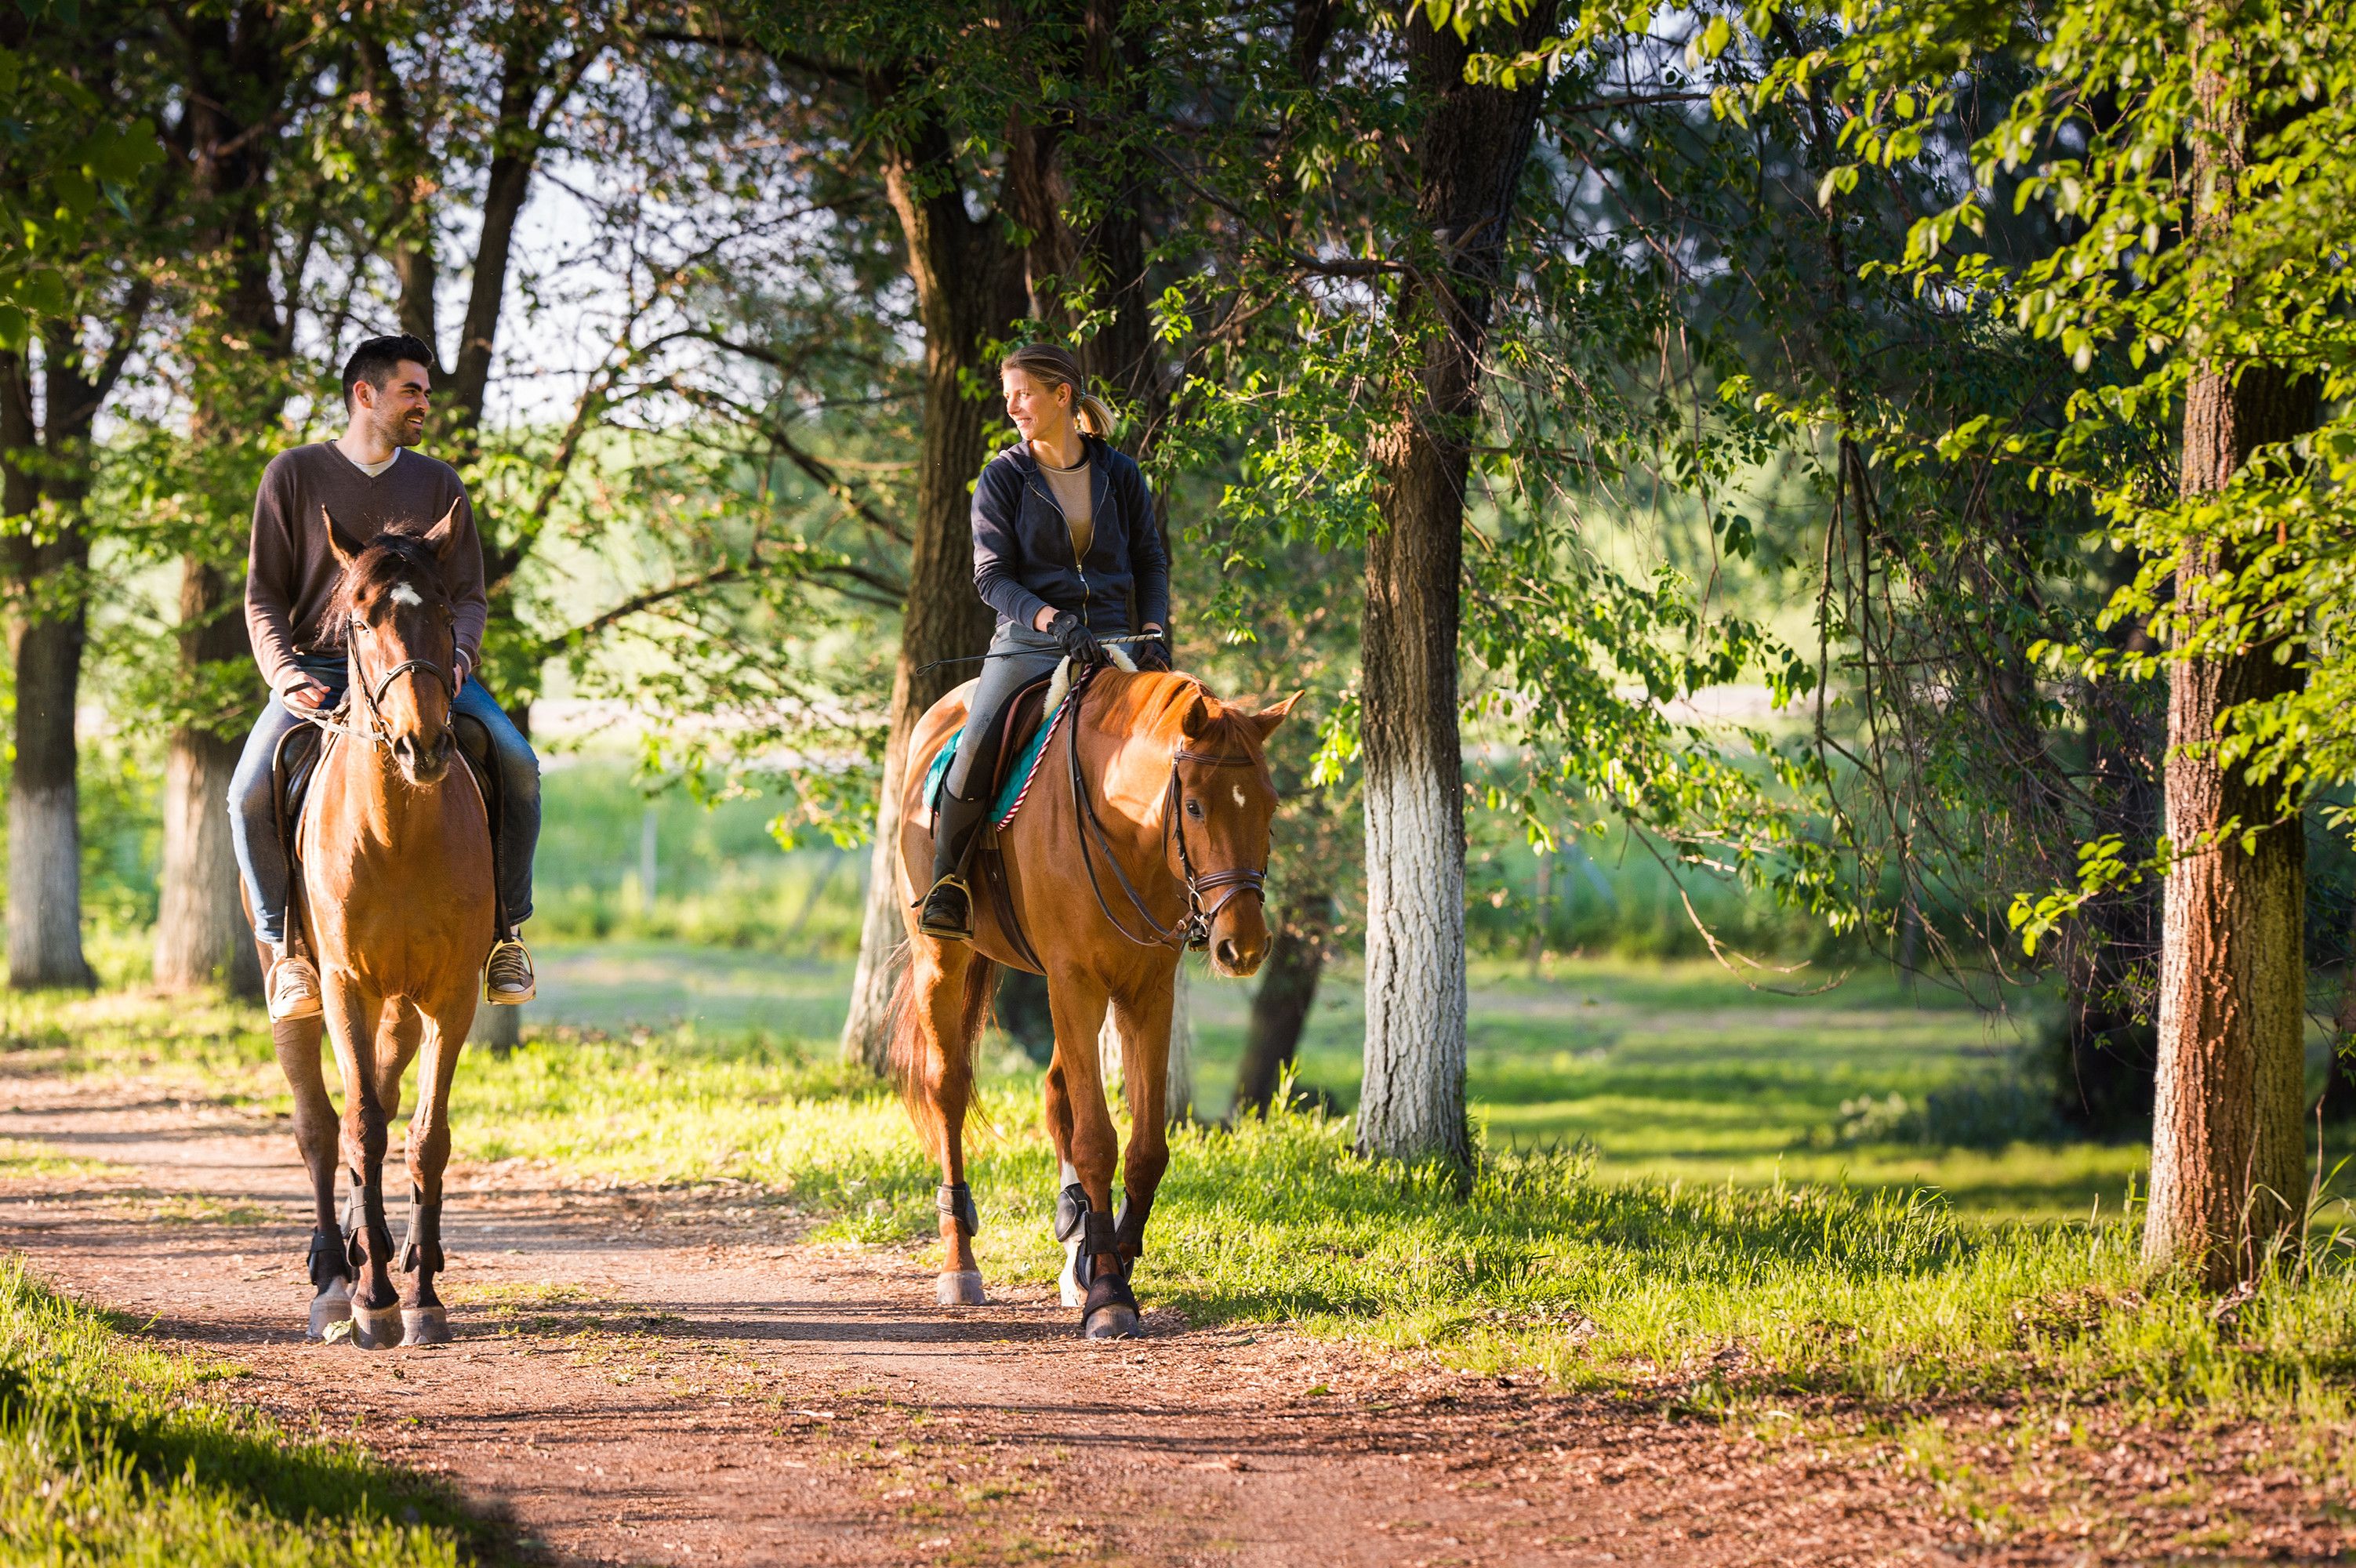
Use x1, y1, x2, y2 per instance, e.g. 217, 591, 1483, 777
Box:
245, 443, 488, 694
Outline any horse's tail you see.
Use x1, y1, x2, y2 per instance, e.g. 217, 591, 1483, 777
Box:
885, 949, 996, 1161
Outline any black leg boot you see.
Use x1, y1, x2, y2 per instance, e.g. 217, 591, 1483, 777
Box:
917, 787, 990, 939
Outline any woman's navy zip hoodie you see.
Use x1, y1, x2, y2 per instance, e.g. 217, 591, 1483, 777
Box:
970, 435, 1169, 636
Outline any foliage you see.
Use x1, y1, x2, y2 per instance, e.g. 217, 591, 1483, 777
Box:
1772, 0, 2356, 925
0, 1258, 479, 1566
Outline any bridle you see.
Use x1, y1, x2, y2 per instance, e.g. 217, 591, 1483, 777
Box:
305, 611, 452, 750
1067, 673, 1269, 951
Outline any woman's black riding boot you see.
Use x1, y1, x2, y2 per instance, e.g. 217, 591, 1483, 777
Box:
918, 787, 990, 939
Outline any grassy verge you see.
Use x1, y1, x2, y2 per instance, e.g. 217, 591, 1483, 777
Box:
0, 1258, 483, 1566
12, 982, 2356, 1454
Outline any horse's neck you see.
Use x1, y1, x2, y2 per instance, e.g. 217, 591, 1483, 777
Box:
322, 743, 460, 858
1087, 727, 1173, 874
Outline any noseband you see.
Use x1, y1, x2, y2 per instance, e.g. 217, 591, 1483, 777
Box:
1067, 676, 1269, 951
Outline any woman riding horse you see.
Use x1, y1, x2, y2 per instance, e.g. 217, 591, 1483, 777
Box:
915, 343, 1171, 940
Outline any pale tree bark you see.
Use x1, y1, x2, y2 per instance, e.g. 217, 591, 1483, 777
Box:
2142, 40, 2315, 1285
0, 350, 94, 988
1354, 5, 1554, 1174
838, 109, 1022, 1071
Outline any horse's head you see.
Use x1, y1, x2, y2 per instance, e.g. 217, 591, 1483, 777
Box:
325, 502, 464, 787
1167, 686, 1302, 978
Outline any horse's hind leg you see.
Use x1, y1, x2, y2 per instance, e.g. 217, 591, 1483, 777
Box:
272, 1013, 351, 1340
1045, 970, 1136, 1339
398, 999, 468, 1346
906, 938, 988, 1306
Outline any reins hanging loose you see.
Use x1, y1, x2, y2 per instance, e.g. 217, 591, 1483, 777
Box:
1065, 669, 1269, 951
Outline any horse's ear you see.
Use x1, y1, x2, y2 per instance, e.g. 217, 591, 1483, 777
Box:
1248, 690, 1305, 739
322, 507, 365, 572
1178, 691, 1215, 739
423, 498, 464, 566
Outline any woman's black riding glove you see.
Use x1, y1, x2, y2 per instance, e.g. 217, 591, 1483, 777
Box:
1134, 629, 1172, 672
1047, 612, 1106, 666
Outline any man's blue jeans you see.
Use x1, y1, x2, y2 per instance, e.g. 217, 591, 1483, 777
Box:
228, 655, 540, 948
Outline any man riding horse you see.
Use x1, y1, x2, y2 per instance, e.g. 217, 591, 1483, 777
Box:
917, 343, 1172, 938
232, 333, 540, 1021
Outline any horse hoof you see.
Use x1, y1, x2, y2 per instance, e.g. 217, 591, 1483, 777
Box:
1084, 1304, 1140, 1340
350, 1302, 405, 1349
307, 1279, 353, 1341
401, 1306, 452, 1346
936, 1271, 987, 1306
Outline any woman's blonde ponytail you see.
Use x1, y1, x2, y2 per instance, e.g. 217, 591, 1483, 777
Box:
1076, 392, 1117, 438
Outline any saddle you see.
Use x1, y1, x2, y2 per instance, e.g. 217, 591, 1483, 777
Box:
924, 677, 1060, 975
273, 711, 506, 937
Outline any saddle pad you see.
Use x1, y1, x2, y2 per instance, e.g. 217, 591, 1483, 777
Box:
924, 690, 1074, 833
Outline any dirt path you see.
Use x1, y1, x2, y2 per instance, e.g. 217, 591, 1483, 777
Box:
1, 1070, 2343, 1567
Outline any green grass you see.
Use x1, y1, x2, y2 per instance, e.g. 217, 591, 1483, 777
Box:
13, 978, 2356, 1447
0, 1258, 481, 1566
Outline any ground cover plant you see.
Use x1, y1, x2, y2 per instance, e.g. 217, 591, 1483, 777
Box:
13, 964, 2356, 1461
0, 1258, 481, 1566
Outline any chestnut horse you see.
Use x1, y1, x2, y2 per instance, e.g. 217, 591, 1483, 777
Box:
256, 510, 496, 1348
892, 667, 1296, 1338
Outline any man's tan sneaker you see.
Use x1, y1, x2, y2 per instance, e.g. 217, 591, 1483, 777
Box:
485, 938, 535, 1004
268, 954, 324, 1023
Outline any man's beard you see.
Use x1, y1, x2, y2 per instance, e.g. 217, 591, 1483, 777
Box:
379, 410, 427, 449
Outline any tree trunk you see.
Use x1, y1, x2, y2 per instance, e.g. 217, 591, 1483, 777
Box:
838, 119, 1020, 1071
1235, 895, 1330, 1116
0, 349, 94, 989
154, 558, 261, 996
1354, 5, 1552, 1174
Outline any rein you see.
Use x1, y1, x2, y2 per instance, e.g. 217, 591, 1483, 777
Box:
1065, 673, 1268, 950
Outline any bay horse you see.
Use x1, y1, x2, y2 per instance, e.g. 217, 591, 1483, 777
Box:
891, 666, 1297, 1338
255, 508, 496, 1349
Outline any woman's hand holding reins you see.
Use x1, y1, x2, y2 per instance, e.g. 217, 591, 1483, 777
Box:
1134, 624, 1171, 672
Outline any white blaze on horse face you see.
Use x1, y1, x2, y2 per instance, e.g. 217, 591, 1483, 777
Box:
1232, 784, 1246, 808
389, 581, 423, 608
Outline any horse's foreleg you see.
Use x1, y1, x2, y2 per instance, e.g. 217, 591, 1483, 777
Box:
398, 1001, 467, 1347
272, 1013, 351, 1339
325, 982, 401, 1345
1108, 977, 1175, 1267
1046, 971, 1135, 1338
909, 939, 986, 1305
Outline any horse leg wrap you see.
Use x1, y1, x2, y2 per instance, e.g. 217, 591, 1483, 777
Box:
307, 1228, 349, 1289
1081, 1208, 1122, 1267
1113, 1192, 1153, 1261
341, 1173, 367, 1270
399, 1188, 446, 1275
936, 1181, 980, 1238
1053, 1182, 1089, 1243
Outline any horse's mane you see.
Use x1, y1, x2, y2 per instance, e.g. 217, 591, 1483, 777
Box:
1091, 671, 1263, 760
323, 530, 447, 649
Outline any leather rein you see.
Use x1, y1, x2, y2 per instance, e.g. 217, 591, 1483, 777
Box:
303, 613, 453, 749
1066, 671, 1268, 951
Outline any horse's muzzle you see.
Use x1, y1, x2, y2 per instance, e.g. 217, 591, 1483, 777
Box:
394, 729, 455, 786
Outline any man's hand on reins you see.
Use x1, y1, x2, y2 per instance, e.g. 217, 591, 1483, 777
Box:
281, 677, 332, 713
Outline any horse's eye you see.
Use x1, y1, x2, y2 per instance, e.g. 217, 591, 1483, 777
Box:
1185, 798, 1203, 819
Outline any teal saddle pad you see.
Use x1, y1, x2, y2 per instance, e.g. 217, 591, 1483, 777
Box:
923, 691, 1072, 830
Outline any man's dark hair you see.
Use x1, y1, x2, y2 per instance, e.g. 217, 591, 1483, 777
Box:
341, 334, 435, 412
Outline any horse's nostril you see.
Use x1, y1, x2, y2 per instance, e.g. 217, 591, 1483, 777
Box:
1216, 938, 1240, 967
